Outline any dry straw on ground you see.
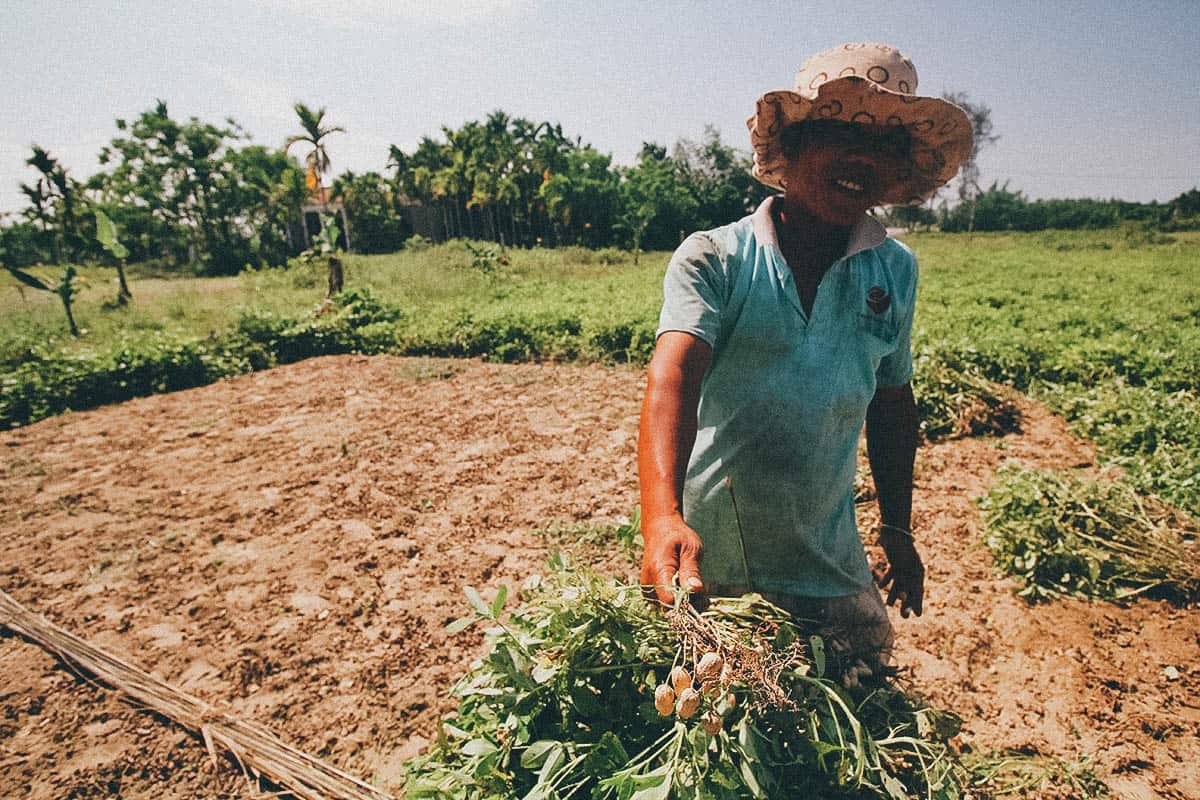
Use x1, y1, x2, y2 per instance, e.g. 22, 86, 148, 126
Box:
0, 589, 392, 800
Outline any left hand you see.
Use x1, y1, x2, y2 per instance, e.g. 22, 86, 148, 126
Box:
876, 529, 925, 618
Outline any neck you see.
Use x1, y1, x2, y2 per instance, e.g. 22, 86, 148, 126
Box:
774, 196, 854, 256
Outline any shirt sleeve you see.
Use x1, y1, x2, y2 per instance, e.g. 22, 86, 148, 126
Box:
656, 232, 725, 347
874, 250, 918, 388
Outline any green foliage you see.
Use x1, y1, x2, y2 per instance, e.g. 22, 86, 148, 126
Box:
285, 102, 344, 186
16, 145, 91, 264
616, 143, 700, 253
94, 209, 129, 259
387, 115, 765, 251
312, 213, 343, 254
331, 170, 409, 253
938, 182, 1192, 233
404, 234, 433, 252
406, 561, 962, 799
911, 348, 1021, 440
0, 332, 246, 427
539, 146, 621, 247
463, 241, 510, 275
0, 287, 405, 427
89, 102, 306, 273
913, 231, 1200, 516
0, 220, 47, 269
978, 463, 1200, 604
1040, 383, 1200, 512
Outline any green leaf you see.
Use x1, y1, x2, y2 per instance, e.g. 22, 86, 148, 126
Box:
582, 731, 629, 775
492, 584, 508, 617
536, 744, 567, 785
94, 209, 129, 259
531, 664, 558, 684
569, 682, 604, 717
519, 740, 562, 770
462, 738, 498, 757
738, 759, 764, 798
441, 722, 470, 739
629, 765, 671, 800
3, 265, 51, 292
464, 585, 492, 618
445, 616, 475, 634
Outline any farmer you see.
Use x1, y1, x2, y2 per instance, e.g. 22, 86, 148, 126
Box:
638, 43, 972, 668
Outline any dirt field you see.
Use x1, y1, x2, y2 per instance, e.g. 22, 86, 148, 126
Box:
1, 356, 1197, 799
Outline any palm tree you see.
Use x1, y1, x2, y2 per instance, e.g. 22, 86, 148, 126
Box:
284, 103, 345, 199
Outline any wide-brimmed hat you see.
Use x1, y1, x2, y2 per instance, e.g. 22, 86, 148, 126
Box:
747, 43, 973, 205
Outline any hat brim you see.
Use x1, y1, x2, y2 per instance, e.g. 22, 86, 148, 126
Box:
746, 76, 973, 205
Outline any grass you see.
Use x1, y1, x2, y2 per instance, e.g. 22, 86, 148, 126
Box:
0, 244, 654, 367
962, 748, 1110, 798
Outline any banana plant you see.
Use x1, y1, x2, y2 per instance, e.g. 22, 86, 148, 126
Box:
94, 209, 133, 305
4, 264, 81, 336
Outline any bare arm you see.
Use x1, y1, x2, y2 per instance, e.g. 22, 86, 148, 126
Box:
638, 331, 711, 605
865, 382, 925, 617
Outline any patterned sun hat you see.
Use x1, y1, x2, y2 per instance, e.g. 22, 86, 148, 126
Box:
747, 43, 973, 205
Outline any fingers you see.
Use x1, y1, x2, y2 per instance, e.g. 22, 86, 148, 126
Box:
677, 544, 704, 594
888, 581, 924, 618
877, 566, 893, 589
641, 534, 704, 607
653, 566, 678, 606
909, 586, 924, 617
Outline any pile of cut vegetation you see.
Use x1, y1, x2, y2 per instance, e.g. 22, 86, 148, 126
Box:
405, 556, 963, 799
980, 463, 1200, 604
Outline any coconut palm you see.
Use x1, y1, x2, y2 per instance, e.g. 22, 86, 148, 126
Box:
284, 103, 345, 197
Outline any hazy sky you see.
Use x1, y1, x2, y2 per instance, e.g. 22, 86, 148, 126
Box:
3, 0, 1198, 215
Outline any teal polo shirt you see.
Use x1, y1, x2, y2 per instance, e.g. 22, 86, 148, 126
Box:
657, 196, 917, 598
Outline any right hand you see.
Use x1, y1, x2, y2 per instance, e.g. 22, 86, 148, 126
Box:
640, 516, 704, 606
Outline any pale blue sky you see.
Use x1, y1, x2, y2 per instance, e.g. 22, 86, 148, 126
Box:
3, 0, 1198, 215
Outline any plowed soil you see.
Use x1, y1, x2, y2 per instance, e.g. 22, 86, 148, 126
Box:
1, 356, 1197, 799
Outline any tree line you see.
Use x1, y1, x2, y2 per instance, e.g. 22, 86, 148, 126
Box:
0, 103, 771, 274
933, 183, 1200, 233
2, 100, 1196, 275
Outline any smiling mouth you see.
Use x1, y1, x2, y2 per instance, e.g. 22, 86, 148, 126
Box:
828, 161, 880, 199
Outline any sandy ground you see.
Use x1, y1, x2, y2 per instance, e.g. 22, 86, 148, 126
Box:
1, 356, 1197, 799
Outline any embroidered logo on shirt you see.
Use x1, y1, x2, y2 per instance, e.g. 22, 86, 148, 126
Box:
867, 286, 891, 314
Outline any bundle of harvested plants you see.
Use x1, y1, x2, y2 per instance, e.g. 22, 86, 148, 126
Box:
406, 554, 962, 799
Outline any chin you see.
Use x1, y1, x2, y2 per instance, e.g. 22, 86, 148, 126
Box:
812, 202, 868, 227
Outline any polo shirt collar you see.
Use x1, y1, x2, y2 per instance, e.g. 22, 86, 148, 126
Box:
751, 195, 886, 260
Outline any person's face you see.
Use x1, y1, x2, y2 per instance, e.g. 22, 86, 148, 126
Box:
780, 121, 911, 227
